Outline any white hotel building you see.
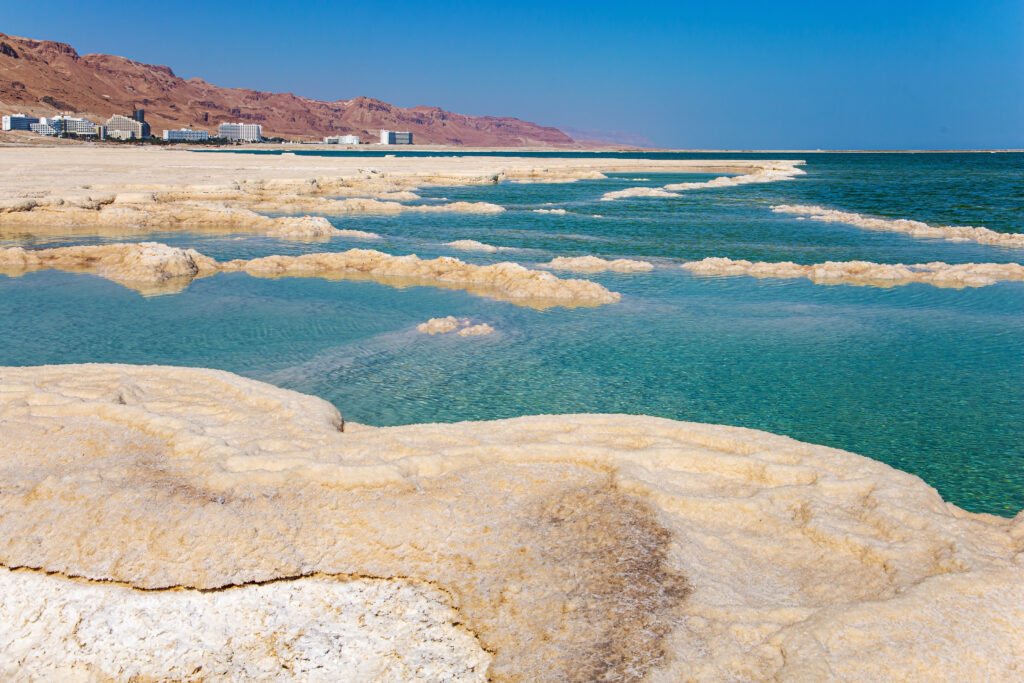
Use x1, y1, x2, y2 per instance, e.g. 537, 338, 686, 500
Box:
380, 129, 413, 145
2, 113, 37, 131
163, 128, 210, 142
324, 134, 360, 144
218, 122, 262, 142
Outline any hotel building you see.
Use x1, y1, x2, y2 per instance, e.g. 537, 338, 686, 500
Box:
163, 128, 210, 142
218, 122, 262, 142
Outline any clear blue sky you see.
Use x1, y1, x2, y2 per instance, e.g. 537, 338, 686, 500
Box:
4, 0, 1023, 148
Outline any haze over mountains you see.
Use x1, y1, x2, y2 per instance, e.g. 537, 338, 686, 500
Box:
0, 32, 575, 146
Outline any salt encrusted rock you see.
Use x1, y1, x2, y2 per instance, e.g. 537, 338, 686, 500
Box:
682, 256, 1024, 288
542, 255, 654, 273
445, 239, 500, 253
772, 204, 1024, 249
1, 364, 1022, 681
417, 316, 468, 334
0, 243, 620, 306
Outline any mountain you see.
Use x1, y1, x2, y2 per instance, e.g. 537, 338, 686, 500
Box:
0, 33, 575, 146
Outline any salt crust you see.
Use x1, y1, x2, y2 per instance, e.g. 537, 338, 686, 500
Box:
772, 204, 1024, 249
532, 208, 568, 214
682, 257, 1024, 289
601, 164, 805, 201
0, 242, 620, 306
1, 364, 1022, 681
0, 570, 490, 682
417, 317, 495, 336
417, 316, 467, 334
444, 239, 500, 253
458, 323, 494, 336
542, 255, 655, 273
0, 166, 622, 241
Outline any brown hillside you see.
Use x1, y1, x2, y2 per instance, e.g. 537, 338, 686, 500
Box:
0, 32, 574, 146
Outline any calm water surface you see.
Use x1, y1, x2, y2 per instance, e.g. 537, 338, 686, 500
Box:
1, 153, 1022, 515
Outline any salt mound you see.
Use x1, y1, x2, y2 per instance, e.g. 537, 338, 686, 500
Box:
772, 204, 1024, 249
683, 257, 1024, 288
543, 255, 654, 273
458, 323, 494, 336
417, 317, 495, 336
417, 316, 468, 334
533, 208, 568, 215
1, 364, 1021, 681
0, 242, 218, 295
445, 239, 499, 253
600, 186, 681, 201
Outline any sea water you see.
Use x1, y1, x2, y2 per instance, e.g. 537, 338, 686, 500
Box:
1, 152, 1021, 515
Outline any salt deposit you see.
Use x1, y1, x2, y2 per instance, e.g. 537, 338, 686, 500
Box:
533, 208, 568, 215
223, 250, 621, 307
445, 239, 500, 253
601, 163, 805, 200
1, 364, 1021, 681
682, 257, 1024, 288
600, 186, 681, 201
772, 204, 1024, 249
0, 569, 490, 681
457, 323, 495, 336
663, 165, 806, 190
543, 255, 655, 273
0, 242, 218, 295
417, 316, 468, 334
417, 317, 494, 336
0, 243, 619, 307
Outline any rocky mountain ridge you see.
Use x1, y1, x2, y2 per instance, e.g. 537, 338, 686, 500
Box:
0, 32, 574, 146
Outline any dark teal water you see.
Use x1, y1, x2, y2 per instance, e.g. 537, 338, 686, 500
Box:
2, 153, 1022, 515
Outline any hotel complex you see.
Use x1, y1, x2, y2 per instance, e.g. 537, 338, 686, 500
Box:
5, 110, 407, 146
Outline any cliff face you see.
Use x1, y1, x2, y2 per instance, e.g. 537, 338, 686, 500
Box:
0, 33, 574, 146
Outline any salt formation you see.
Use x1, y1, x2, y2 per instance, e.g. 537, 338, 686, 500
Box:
602, 163, 805, 200
600, 186, 681, 201
445, 239, 500, 253
772, 204, 1024, 249
224, 250, 621, 307
416, 317, 495, 336
417, 316, 468, 334
458, 323, 495, 336
0, 242, 217, 295
0, 243, 620, 307
0, 364, 1021, 681
533, 208, 568, 215
682, 257, 1024, 288
0, 570, 490, 681
543, 255, 655, 273
663, 165, 805, 190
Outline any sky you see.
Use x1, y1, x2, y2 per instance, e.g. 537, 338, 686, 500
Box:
3, 0, 1023, 149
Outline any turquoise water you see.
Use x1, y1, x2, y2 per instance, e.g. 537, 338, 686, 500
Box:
1, 153, 1022, 515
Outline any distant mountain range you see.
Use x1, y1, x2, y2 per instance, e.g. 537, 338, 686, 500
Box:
0, 32, 575, 146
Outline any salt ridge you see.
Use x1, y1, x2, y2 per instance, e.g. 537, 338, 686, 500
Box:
682, 257, 1024, 288
0, 242, 620, 307
772, 204, 1024, 249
